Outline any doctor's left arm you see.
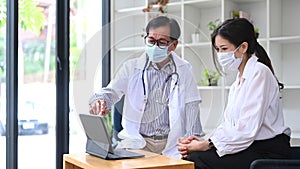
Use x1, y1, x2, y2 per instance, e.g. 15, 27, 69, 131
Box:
182, 65, 204, 138
184, 101, 204, 138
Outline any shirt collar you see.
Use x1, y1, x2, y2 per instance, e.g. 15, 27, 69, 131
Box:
238, 54, 258, 80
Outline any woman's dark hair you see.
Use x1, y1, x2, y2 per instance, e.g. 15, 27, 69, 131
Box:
211, 18, 284, 89
145, 16, 181, 40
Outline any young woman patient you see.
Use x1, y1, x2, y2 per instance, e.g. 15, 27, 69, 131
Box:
177, 18, 292, 169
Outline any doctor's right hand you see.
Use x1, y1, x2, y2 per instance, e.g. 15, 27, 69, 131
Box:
89, 99, 110, 116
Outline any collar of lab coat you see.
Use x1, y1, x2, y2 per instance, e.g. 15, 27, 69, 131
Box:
238, 54, 258, 81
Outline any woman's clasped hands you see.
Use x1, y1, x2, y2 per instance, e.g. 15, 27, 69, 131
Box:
177, 135, 210, 158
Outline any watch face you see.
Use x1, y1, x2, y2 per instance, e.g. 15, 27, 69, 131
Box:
208, 139, 214, 148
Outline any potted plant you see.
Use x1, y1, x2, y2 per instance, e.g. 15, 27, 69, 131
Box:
200, 68, 221, 86
207, 19, 221, 32
142, 0, 169, 13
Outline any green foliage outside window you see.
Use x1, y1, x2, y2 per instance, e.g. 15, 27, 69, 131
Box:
22, 40, 56, 74
0, 0, 46, 35
0, 0, 47, 81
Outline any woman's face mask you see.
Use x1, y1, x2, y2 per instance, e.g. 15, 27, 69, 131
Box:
217, 45, 242, 72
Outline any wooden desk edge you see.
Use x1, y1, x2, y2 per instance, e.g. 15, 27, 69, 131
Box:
63, 150, 194, 169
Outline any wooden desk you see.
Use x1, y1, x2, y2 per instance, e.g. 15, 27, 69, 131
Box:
63, 150, 194, 169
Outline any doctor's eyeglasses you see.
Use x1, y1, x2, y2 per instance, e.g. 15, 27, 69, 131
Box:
144, 36, 172, 49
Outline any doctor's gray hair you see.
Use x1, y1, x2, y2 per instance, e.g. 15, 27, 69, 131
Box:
145, 16, 181, 40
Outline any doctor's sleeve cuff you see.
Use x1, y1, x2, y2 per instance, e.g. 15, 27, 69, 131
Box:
88, 93, 103, 105
88, 93, 113, 111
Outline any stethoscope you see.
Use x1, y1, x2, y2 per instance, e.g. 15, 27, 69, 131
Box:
141, 54, 179, 103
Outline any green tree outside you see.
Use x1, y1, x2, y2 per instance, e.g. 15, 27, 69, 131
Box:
0, 0, 47, 82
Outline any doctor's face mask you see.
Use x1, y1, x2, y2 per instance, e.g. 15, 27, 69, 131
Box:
145, 25, 174, 63
145, 42, 171, 63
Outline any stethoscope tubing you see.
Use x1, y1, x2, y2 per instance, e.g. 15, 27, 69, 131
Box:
141, 54, 179, 100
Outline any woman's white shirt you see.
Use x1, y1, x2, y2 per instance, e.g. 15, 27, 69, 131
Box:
210, 55, 291, 157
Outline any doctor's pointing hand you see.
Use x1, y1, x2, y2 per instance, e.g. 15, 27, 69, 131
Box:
89, 99, 109, 116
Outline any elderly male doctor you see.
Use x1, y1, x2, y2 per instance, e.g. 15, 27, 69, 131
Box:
89, 16, 204, 158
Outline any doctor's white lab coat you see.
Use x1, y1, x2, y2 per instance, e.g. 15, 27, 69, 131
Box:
101, 51, 202, 158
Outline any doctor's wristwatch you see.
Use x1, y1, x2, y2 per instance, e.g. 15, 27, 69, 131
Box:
208, 138, 215, 149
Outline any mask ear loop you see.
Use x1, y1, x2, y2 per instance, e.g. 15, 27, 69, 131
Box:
232, 44, 242, 59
